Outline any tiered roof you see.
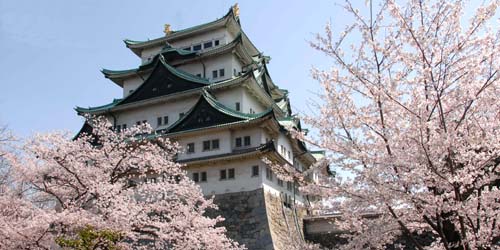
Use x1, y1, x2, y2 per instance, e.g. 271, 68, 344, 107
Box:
76, 55, 287, 116
164, 90, 273, 135
75, 4, 320, 168
123, 5, 247, 56
103, 32, 258, 86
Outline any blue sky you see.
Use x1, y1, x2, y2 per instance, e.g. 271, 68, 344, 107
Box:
0, 0, 349, 137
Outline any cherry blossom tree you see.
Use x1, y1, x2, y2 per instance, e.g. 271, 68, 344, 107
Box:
0, 117, 243, 249
289, 0, 500, 249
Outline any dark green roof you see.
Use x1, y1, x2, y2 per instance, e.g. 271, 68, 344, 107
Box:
165, 90, 273, 134
101, 68, 137, 76
102, 47, 197, 79
77, 56, 210, 113
75, 98, 122, 113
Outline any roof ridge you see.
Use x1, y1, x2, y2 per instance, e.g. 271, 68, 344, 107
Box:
124, 5, 239, 48
164, 90, 273, 133
75, 98, 122, 113
202, 90, 272, 119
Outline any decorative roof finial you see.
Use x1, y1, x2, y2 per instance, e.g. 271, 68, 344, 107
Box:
232, 3, 240, 17
163, 24, 172, 35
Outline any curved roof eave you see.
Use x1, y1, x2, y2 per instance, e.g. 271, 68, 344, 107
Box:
165, 90, 273, 133
123, 6, 240, 52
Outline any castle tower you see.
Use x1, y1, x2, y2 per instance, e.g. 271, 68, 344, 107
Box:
75, 5, 325, 249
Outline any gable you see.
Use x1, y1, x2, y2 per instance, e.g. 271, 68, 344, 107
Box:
168, 96, 245, 133
118, 59, 208, 105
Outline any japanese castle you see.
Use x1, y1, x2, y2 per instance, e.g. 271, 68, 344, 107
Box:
75, 4, 326, 249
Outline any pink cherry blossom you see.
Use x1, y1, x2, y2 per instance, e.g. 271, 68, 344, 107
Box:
283, 1, 500, 249
0, 117, 243, 249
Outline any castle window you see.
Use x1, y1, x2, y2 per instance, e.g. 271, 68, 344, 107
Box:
201, 172, 207, 182
193, 172, 200, 183
278, 179, 284, 187
183, 46, 191, 51
244, 136, 251, 146
136, 121, 141, 126
196, 73, 202, 77
214, 40, 220, 46
252, 165, 259, 177
287, 182, 292, 191
219, 68, 225, 77
122, 124, 127, 130
287, 150, 291, 160
235, 137, 242, 147
266, 167, 273, 181
202, 140, 211, 151
163, 116, 169, 125
233, 68, 237, 76
228, 168, 235, 179
142, 120, 147, 124
193, 44, 202, 51
115, 125, 121, 132
179, 112, 185, 119
187, 143, 195, 154
212, 70, 218, 78
157, 117, 162, 126
211, 139, 219, 149
235, 102, 240, 111
220, 169, 227, 180
203, 41, 213, 49
279, 145, 285, 155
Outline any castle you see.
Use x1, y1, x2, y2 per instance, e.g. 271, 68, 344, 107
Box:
75, 5, 326, 249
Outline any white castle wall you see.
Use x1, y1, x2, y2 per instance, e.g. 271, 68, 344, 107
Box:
177, 130, 232, 161
242, 87, 266, 113
169, 27, 235, 51
176, 126, 262, 160
213, 87, 243, 111
276, 133, 294, 164
186, 158, 263, 195
122, 75, 146, 97
176, 53, 238, 82
112, 95, 198, 129
141, 45, 163, 64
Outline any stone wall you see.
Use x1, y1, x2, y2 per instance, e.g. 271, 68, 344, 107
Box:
210, 189, 274, 250
208, 188, 308, 250
263, 191, 307, 250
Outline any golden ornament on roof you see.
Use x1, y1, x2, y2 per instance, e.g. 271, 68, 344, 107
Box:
232, 3, 240, 17
163, 24, 172, 35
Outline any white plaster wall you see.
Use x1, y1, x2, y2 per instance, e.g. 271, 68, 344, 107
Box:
141, 45, 163, 63
113, 96, 197, 129
176, 63, 204, 78
204, 53, 234, 82
186, 158, 263, 195
177, 130, 232, 160
176, 53, 236, 82
260, 130, 272, 144
122, 76, 146, 97
242, 88, 266, 113
276, 133, 294, 164
213, 86, 243, 110
231, 55, 243, 77
231, 127, 262, 149
170, 27, 234, 50
262, 160, 306, 205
